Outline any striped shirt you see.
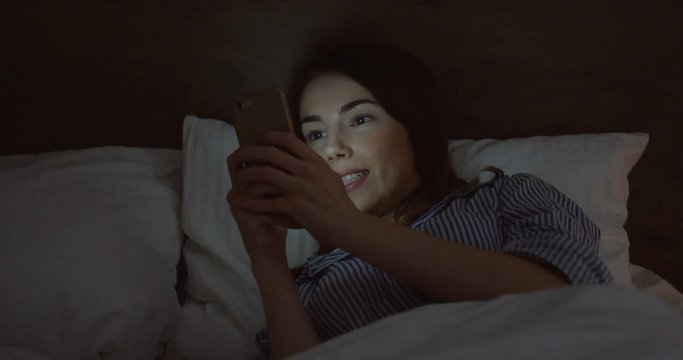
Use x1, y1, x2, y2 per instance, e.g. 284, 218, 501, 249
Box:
256, 173, 613, 352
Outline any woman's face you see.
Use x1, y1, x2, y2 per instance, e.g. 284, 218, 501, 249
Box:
299, 72, 420, 220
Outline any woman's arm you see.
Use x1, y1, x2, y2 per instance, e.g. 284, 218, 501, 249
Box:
251, 257, 320, 359
226, 147, 320, 359
328, 211, 568, 302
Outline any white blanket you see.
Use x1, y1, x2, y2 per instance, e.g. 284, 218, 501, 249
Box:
292, 285, 683, 360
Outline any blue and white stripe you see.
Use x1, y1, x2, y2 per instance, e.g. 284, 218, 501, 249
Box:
256, 172, 613, 351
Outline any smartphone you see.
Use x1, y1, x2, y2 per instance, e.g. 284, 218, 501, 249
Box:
232, 88, 295, 146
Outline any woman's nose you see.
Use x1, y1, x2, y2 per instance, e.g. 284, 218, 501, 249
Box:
324, 132, 351, 160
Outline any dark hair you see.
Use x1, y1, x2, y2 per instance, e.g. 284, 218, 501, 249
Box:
288, 42, 496, 225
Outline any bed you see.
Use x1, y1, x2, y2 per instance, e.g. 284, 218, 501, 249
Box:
2, 1, 683, 359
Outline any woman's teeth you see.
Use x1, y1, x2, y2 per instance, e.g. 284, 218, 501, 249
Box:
342, 171, 369, 186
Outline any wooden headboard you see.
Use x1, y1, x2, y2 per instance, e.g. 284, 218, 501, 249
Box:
4, 1, 682, 290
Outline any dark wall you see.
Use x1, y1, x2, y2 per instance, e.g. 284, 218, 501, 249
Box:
2, 0, 682, 288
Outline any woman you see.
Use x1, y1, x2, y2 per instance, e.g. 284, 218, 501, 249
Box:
226, 43, 613, 359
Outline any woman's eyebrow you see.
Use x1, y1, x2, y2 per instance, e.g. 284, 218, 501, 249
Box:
339, 99, 376, 114
301, 115, 322, 124
301, 99, 377, 124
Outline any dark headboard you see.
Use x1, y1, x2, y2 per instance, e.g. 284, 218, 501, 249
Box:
4, 1, 682, 290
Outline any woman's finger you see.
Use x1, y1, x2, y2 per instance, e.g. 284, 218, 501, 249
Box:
239, 194, 290, 216
228, 181, 281, 205
228, 144, 305, 177
228, 186, 301, 228
243, 181, 282, 199
236, 165, 300, 195
227, 150, 247, 181
251, 212, 302, 229
263, 131, 322, 163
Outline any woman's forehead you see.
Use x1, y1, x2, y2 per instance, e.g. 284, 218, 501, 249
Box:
300, 72, 377, 114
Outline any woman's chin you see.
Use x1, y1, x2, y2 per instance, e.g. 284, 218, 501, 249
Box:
350, 197, 371, 214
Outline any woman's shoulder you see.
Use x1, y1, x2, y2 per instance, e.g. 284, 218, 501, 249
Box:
445, 167, 543, 198
438, 172, 557, 211
460, 171, 552, 196
493, 172, 570, 202
481, 172, 588, 220
498, 172, 549, 187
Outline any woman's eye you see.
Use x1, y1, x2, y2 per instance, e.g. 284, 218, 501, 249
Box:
306, 130, 325, 142
351, 114, 373, 126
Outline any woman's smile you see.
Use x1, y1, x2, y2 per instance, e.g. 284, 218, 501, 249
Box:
341, 170, 370, 192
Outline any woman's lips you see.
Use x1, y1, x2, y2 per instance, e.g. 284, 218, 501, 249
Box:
344, 172, 368, 192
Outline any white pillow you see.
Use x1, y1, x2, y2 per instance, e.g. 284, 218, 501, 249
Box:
168, 116, 317, 360
449, 133, 649, 286
0, 146, 184, 359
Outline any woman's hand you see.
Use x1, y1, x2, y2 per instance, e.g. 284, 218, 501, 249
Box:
228, 134, 326, 358
226, 131, 361, 247
226, 156, 290, 263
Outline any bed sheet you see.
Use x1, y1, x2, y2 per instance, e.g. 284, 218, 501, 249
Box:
164, 263, 683, 359
628, 263, 683, 312
5, 264, 681, 360
292, 284, 683, 360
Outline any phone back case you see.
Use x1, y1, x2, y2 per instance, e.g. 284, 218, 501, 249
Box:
232, 88, 294, 146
